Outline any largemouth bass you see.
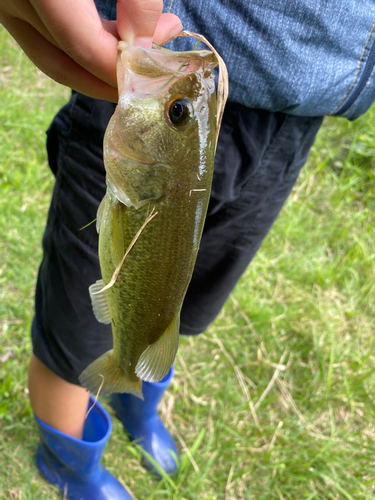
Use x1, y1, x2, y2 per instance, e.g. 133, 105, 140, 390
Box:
79, 40, 219, 398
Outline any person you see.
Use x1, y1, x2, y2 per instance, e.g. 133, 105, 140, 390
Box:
1, 1, 375, 499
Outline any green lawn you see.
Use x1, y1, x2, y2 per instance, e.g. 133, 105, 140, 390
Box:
1, 27, 374, 500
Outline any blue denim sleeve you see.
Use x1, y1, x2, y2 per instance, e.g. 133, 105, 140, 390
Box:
94, 0, 375, 120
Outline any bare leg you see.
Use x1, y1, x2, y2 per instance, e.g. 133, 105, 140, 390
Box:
28, 354, 90, 440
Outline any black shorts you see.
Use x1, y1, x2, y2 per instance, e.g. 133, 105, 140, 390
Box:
31, 92, 323, 385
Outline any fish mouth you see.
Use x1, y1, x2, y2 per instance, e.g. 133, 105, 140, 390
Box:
117, 41, 218, 97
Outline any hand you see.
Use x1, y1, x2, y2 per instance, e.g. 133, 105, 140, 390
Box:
0, 0, 182, 102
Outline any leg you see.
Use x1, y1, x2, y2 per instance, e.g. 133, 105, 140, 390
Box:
28, 354, 89, 439
29, 94, 132, 499
31, 92, 116, 388
181, 105, 324, 334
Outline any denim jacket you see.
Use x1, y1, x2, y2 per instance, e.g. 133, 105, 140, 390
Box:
95, 0, 375, 120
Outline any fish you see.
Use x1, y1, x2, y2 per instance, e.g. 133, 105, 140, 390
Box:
79, 39, 219, 398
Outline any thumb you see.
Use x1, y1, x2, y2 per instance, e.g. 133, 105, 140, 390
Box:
116, 0, 162, 48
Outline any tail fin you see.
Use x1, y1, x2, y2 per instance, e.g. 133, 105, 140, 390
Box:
79, 349, 143, 399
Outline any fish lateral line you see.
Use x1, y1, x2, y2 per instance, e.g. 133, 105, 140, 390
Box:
92, 206, 158, 295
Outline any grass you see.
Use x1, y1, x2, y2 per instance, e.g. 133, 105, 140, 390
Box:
0, 26, 374, 500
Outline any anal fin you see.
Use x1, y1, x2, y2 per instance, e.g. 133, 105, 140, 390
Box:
79, 349, 143, 399
135, 315, 179, 383
89, 279, 111, 324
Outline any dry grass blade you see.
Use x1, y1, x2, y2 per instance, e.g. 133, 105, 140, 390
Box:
92, 207, 158, 294
254, 350, 288, 410
208, 329, 261, 430
85, 374, 104, 419
225, 464, 235, 495
275, 486, 287, 500
230, 296, 337, 441
177, 351, 197, 390
268, 421, 283, 451
163, 377, 200, 473
161, 30, 229, 146
124, 484, 139, 500
168, 0, 175, 13
189, 188, 207, 196
168, 421, 200, 472
230, 295, 258, 336
0, 347, 15, 363
8, 488, 22, 500
276, 376, 306, 423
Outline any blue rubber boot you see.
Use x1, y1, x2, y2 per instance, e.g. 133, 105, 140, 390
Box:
34, 396, 132, 500
111, 367, 178, 475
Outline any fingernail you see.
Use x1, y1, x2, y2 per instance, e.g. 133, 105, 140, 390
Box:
133, 37, 153, 49
170, 23, 183, 36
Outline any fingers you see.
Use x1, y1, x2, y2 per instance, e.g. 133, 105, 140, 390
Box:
153, 13, 182, 45
27, 0, 182, 89
29, 0, 119, 87
0, 0, 56, 46
117, 0, 163, 47
3, 16, 118, 102
0, 0, 183, 101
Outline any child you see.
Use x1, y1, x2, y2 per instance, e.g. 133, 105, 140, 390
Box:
2, 1, 375, 499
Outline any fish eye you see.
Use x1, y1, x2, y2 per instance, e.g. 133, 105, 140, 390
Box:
168, 99, 191, 126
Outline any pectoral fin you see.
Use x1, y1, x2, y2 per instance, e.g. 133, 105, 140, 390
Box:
135, 315, 179, 382
89, 279, 111, 324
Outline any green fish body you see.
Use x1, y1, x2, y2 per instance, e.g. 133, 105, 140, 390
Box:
79, 41, 218, 398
